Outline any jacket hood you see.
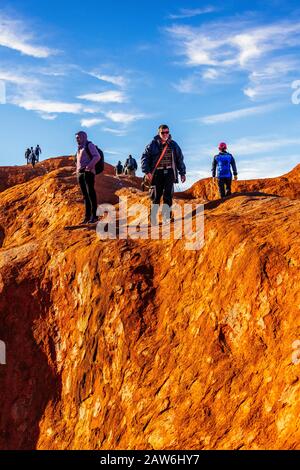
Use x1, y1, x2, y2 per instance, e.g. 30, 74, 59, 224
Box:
76, 131, 88, 148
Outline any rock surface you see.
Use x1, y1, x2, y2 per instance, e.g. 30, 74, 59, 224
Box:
183, 164, 300, 201
0, 158, 300, 450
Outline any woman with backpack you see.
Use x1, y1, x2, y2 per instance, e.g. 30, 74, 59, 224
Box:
75, 131, 101, 224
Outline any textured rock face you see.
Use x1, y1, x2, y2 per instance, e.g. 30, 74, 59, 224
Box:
0, 159, 300, 450
184, 164, 300, 201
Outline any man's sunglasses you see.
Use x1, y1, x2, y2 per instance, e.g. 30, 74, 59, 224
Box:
161, 130, 169, 135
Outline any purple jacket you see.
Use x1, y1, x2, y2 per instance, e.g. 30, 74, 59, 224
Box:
76, 142, 100, 175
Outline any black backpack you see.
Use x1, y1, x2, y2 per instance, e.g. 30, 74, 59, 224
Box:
85, 141, 104, 174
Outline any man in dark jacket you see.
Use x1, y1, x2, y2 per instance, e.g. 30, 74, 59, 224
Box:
141, 124, 186, 224
212, 142, 238, 198
115, 161, 124, 176
124, 155, 138, 176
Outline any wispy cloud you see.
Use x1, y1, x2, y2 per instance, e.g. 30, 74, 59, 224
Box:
173, 74, 201, 93
81, 118, 105, 128
78, 90, 127, 103
89, 72, 127, 88
105, 111, 146, 124
168, 7, 216, 20
167, 21, 300, 68
200, 104, 277, 124
0, 12, 57, 58
40, 114, 57, 121
102, 127, 128, 136
167, 18, 300, 99
0, 69, 36, 85
230, 136, 300, 156
11, 96, 98, 116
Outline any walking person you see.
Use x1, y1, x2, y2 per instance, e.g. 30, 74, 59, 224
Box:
212, 142, 238, 198
30, 147, 36, 167
124, 155, 137, 176
115, 160, 124, 176
35, 145, 42, 162
75, 131, 100, 224
141, 124, 186, 224
25, 148, 31, 165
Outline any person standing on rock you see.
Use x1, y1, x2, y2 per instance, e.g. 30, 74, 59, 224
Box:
35, 145, 42, 162
115, 160, 124, 176
212, 142, 238, 198
141, 124, 186, 224
25, 148, 31, 165
124, 155, 138, 176
30, 147, 37, 167
75, 131, 101, 224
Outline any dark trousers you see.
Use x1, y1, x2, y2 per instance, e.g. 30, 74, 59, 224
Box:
218, 177, 232, 198
151, 168, 174, 222
78, 171, 98, 218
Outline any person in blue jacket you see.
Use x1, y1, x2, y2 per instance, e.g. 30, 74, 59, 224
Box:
212, 142, 238, 198
141, 124, 186, 224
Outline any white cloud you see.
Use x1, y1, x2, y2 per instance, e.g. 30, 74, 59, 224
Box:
200, 104, 277, 124
78, 90, 127, 103
167, 19, 300, 99
0, 69, 35, 85
89, 72, 127, 88
202, 68, 219, 80
40, 114, 57, 120
168, 7, 216, 20
167, 21, 300, 68
230, 136, 300, 156
104, 150, 123, 155
81, 118, 105, 128
0, 13, 56, 58
105, 111, 146, 124
243, 57, 300, 101
173, 75, 201, 93
102, 127, 128, 136
11, 97, 97, 115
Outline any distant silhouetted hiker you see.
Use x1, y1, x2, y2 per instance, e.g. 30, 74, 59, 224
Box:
75, 131, 100, 224
30, 147, 36, 167
212, 142, 238, 198
115, 160, 123, 176
35, 145, 42, 162
124, 155, 137, 176
25, 148, 31, 164
141, 124, 186, 224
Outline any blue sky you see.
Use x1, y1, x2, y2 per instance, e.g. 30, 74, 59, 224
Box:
1, 0, 300, 188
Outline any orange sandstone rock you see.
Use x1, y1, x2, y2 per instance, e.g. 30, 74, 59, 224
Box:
0, 159, 299, 450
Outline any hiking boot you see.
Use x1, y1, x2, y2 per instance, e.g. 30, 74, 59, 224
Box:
80, 217, 90, 224
88, 216, 98, 224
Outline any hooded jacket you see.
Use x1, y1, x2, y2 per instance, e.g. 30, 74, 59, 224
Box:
76, 131, 100, 175
141, 135, 186, 183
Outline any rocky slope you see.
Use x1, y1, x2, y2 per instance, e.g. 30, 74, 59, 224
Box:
0, 159, 300, 450
184, 164, 300, 201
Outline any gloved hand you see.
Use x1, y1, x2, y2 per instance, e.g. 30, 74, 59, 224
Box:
181, 175, 186, 183
234, 175, 238, 181
146, 173, 152, 181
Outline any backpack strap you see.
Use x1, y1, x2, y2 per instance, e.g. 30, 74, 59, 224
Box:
85, 141, 92, 160
149, 143, 169, 182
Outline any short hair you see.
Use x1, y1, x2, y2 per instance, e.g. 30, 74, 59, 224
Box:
158, 124, 169, 132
